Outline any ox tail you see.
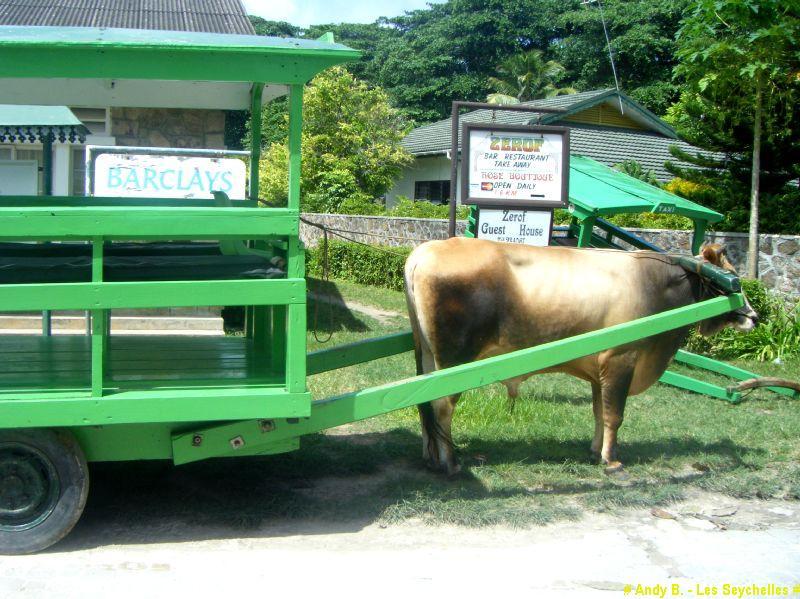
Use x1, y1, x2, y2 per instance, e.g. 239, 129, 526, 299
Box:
403, 246, 455, 462
403, 247, 425, 378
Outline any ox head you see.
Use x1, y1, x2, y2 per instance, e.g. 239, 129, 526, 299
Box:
695, 244, 759, 336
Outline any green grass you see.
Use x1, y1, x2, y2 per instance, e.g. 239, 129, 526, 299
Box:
275, 279, 800, 528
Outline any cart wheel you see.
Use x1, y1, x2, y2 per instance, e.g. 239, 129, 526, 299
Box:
0, 429, 89, 555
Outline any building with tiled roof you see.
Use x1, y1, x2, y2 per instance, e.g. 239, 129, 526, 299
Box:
0, 0, 253, 196
388, 89, 715, 205
0, 0, 254, 34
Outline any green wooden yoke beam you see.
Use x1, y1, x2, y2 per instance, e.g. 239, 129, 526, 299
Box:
666, 349, 799, 399
172, 293, 744, 464
307, 331, 415, 375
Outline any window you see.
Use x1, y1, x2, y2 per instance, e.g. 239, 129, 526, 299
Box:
70, 107, 109, 136
71, 147, 87, 196
414, 180, 450, 203
11, 147, 44, 194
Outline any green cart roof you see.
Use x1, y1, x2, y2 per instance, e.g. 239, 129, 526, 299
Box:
0, 26, 360, 110
569, 155, 722, 223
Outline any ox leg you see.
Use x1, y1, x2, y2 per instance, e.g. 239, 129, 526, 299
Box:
590, 382, 603, 464
599, 356, 635, 472
432, 394, 461, 475
416, 340, 439, 465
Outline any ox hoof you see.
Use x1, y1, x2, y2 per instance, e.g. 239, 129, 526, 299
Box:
603, 461, 626, 476
446, 463, 462, 477
589, 450, 602, 465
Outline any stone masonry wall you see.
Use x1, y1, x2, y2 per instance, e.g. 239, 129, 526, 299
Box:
299, 213, 800, 296
111, 108, 226, 149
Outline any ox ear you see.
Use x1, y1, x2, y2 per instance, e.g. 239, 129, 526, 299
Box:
700, 243, 725, 266
700, 243, 736, 272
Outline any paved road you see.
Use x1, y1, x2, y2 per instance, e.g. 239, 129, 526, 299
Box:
2, 492, 798, 598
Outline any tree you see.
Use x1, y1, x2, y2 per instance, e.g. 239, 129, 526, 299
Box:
258, 68, 413, 214
614, 159, 659, 186
486, 50, 576, 104
671, 0, 800, 277
248, 16, 302, 38
245, 0, 689, 122
554, 0, 690, 115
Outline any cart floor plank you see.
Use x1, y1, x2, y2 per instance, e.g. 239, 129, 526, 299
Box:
0, 334, 281, 392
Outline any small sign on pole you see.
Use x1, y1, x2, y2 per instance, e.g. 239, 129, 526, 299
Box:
476, 208, 552, 246
462, 123, 569, 209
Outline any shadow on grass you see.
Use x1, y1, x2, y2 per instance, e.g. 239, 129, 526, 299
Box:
58, 426, 765, 552
307, 278, 370, 334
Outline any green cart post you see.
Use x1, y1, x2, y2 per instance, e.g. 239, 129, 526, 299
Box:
0, 26, 762, 554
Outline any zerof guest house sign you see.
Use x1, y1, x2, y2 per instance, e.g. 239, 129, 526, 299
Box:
463, 123, 569, 247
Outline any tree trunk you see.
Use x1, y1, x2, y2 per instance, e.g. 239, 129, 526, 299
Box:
747, 77, 762, 280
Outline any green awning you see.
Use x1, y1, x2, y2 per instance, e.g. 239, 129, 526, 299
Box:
0, 105, 89, 143
568, 155, 722, 223
0, 26, 361, 110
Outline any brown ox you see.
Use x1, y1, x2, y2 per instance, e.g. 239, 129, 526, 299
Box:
403, 238, 758, 475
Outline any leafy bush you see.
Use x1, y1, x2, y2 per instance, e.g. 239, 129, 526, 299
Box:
258, 67, 413, 212
684, 280, 799, 361
614, 159, 660, 187
553, 205, 694, 231
306, 240, 411, 291
605, 212, 694, 231
388, 196, 469, 219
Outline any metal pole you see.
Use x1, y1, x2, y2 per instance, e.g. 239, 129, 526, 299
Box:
249, 83, 265, 202
446, 101, 567, 238
41, 133, 53, 336
448, 102, 459, 238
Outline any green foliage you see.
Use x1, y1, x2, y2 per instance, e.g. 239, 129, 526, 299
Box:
248, 16, 302, 38
306, 240, 411, 291
554, 207, 693, 231
605, 211, 694, 231
667, 0, 800, 233
247, 1, 688, 122
554, 0, 690, 115
258, 68, 413, 213
613, 159, 660, 187
685, 280, 800, 362
486, 50, 576, 105
388, 197, 469, 219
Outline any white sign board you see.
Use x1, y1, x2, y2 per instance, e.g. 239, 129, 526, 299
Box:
92, 152, 247, 199
476, 208, 552, 246
463, 124, 568, 208
0, 160, 38, 195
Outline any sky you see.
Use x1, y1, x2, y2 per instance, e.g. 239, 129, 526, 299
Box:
240, 0, 444, 27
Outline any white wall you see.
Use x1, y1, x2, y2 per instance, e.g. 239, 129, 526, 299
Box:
386, 154, 462, 208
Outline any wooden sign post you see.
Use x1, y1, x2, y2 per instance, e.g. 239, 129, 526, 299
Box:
462, 123, 569, 247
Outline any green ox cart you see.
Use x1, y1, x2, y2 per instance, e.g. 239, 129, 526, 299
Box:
0, 26, 775, 554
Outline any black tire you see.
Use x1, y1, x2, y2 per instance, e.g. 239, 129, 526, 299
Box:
0, 428, 89, 555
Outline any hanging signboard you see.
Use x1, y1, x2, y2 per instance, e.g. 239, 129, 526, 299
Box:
87, 146, 248, 199
476, 207, 552, 246
462, 123, 569, 209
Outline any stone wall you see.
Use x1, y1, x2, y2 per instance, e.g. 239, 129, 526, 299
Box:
111, 108, 226, 149
299, 213, 800, 296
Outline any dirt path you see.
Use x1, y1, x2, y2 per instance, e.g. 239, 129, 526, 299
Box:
2, 491, 797, 598
308, 291, 403, 324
